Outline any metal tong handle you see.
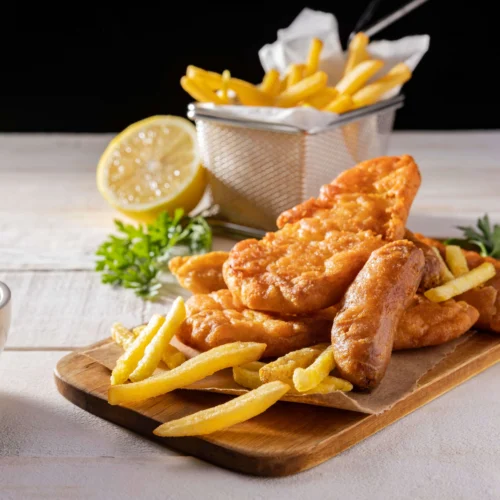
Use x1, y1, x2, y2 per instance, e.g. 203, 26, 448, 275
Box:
349, 0, 430, 41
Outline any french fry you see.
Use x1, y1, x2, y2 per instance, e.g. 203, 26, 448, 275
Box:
259, 344, 327, 384
293, 346, 335, 392
180, 76, 224, 104
133, 325, 186, 369
343, 32, 370, 76
431, 247, 455, 282
129, 297, 186, 382
302, 87, 339, 109
234, 362, 352, 394
335, 59, 384, 95
111, 323, 136, 351
110, 314, 165, 386
220, 70, 231, 103
323, 94, 353, 114
287, 63, 305, 87
445, 245, 469, 277
186, 65, 222, 90
227, 77, 273, 106
352, 63, 412, 108
153, 381, 290, 437
260, 69, 281, 97
424, 262, 496, 303
108, 341, 267, 405
275, 71, 328, 108
304, 38, 323, 77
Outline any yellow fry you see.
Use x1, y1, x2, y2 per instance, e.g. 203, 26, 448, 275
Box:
163, 344, 187, 370
293, 346, 335, 392
110, 314, 165, 386
343, 32, 370, 76
227, 77, 272, 106
111, 323, 136, 351
180, 76, 224, 104
259, 344, 327, 384
287, 63, 305, 87
132, 325, 145, 336
302, 87, 339, 108
260, 69, 281, 97
153, 381, 290, 437
304, 38, 323, 77
335, 59, 384, 95
352, 63, 412, 108
431, 247, 455, 283
323, 94, 353, 114
275, 71, 328, 108
129, 297, 186, 382
424, 262, 496, 303
233, 366, 263, 390
445, 245, 469, 277
309, 376, 353, 394
240, 361, 266, 371
186, 65, 222, 90
108, 341, 267, 405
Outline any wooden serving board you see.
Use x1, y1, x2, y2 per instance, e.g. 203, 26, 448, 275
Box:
55, 333, 500, 477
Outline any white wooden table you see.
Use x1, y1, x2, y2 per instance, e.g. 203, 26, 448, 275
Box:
1, 132, 499, 500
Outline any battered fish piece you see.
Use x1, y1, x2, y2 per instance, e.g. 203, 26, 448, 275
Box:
277, 155, 421, 241
168, 251, 229, 294
177, 291, 337, 358
393, 295, 479, 350
224, 156, 421, 314
331, 240, 425, 390
413, 233, 500, 332
178, 290, 476, 357
224, 224, 386, 314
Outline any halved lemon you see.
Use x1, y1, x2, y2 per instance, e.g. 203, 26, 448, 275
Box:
97, 115, 207, 223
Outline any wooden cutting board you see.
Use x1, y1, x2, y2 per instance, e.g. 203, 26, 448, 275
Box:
55, 333, 500, 477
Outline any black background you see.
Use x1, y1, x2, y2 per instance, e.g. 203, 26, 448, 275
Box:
1, 1, 498, 132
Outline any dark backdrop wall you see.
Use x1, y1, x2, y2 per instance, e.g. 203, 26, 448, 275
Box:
1, 1, 498, 132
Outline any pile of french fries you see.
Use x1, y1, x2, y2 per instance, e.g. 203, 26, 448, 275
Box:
425, 246, 496, 302
108, 297, 352, 438
180, 34, 412, 114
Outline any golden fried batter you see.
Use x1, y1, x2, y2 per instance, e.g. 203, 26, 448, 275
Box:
223, 224, 386, 314
277, 155, 421, 241
168, 251, 229, 294
177, 290, 477, 358
177, 291, 337, 358
393, 295, 479, 350
224, 156, 421, 314
331, 241, 425, 390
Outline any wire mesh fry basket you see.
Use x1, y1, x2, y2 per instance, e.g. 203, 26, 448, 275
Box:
187, 95, 404, 231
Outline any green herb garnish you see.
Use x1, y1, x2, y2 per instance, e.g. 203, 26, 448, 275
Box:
95, 209, 212, 299
444, 214, 500, 258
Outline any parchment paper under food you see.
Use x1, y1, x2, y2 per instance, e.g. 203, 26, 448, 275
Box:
82, 333, 472, 415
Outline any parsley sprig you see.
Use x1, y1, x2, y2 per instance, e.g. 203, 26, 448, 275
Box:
95, 209, 212, 299
445, 214, 500, 258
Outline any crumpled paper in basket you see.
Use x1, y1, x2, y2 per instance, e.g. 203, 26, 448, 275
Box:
196, 7, 430, 133
82, 333, 472, 415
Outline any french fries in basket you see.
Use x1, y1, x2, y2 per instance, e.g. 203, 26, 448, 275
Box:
153, 381, 290, 437
108, 341, 266, 405
180, 36, 412, 113
425, 262, 496, 303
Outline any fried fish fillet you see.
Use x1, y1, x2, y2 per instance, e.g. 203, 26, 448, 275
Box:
277, 155, 421, 241
413, 233, 500, 332
393, 295, 479, 349
168, 251, 229, 294
331, 241, 425, 389
177, 290, 477, 358
177, 290, 337, 358
223, 156, 421, 314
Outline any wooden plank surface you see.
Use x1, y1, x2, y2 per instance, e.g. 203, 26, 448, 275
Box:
54, 332, 500, 477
